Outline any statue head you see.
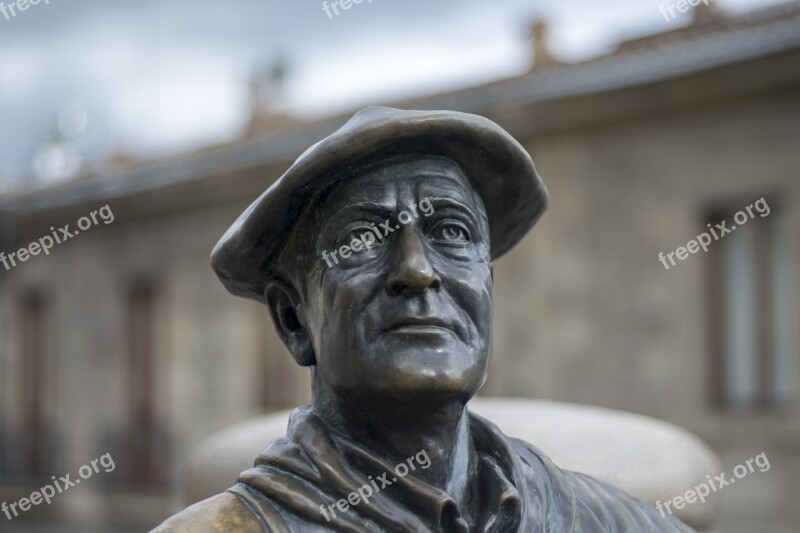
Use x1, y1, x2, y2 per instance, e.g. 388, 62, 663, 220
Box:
211, 107, 548, 405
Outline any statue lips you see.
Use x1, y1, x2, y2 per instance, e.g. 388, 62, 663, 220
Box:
382, 316, 464, 342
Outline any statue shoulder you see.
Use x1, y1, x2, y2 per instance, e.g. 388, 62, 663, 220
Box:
508, 438, 694, 531
151, 491, 264, 533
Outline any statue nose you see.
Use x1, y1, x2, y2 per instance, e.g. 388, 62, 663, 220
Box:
386, 226, 442, 295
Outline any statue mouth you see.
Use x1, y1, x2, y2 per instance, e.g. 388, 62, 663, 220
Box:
383, 317, 463, 340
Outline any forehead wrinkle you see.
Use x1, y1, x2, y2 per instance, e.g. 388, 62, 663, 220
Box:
327, 201, 396, 222
323, 174, 398, 214
317, 155, 488, 229
347, 154, 466, 189
416, 176, 480, 207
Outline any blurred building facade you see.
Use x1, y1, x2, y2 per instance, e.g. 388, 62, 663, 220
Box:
1, 3, 799, 531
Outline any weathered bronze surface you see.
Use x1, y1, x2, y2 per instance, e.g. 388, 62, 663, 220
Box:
153, 107, 693, 532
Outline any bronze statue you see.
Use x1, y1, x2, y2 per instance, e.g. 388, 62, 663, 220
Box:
153, 107, 693, 532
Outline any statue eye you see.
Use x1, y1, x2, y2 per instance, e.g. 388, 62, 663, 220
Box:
338, 224, 384, 250
431, 221, 470, 244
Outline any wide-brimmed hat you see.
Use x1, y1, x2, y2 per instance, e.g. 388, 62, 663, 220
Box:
211, 106, 548, 302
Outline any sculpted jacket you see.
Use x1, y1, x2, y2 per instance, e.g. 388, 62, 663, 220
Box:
153, 406, 694, 532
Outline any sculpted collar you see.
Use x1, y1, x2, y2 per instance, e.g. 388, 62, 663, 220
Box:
231, 406, 525, 532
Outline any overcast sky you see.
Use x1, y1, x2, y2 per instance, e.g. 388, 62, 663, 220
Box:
0, 0, 788, 181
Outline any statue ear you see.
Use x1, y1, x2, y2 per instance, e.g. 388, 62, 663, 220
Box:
265, 279, 316, 367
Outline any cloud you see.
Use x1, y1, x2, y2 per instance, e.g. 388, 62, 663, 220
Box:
0, 0, 787, 179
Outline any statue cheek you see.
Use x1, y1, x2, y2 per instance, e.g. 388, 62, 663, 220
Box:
453, 269, 492, 315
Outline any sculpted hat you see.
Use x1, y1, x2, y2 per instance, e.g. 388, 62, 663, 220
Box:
211, 106, 548, 302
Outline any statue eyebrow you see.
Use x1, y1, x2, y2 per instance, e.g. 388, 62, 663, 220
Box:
423, 197, 484, 227
325, 198, 485, 229
327, 202, 395, 222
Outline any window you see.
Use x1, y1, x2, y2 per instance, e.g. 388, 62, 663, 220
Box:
124, 282, 163, 486
707, 200, 795, 410
16, 292, 54, 478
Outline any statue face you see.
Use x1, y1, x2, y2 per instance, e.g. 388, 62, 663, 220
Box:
304, 156, 493, 402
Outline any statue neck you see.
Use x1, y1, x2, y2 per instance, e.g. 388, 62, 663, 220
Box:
310, 379, 474, 504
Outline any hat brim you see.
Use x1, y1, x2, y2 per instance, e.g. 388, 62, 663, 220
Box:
211, 107, 548, 302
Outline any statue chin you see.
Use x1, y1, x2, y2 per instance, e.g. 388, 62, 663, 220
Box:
332, 363, 487, 405
314, 333, 490, 404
